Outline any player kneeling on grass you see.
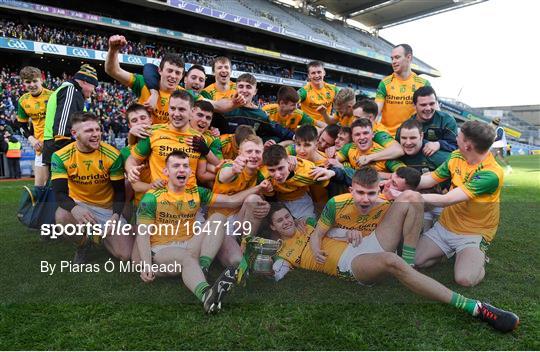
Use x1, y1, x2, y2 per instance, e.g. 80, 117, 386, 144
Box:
269, 171, 519, 333
51, 112, 131, 264
414, 121, 505, 287
134, 150, 272, 313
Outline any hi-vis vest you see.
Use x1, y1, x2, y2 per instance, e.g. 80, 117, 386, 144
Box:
6, 141, 22, 158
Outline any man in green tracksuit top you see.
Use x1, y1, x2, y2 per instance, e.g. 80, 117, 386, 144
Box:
396, 86, 457, 162
42, 64, 98, 166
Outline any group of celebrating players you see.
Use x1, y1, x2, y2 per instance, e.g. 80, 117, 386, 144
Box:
14, 34, 519, 331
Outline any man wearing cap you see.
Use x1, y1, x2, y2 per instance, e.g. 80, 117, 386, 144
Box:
42, 64, 99, 167
491, 117, 512, 174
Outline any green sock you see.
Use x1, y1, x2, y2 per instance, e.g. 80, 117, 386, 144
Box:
199, 256, 212, 270
450, 292, 479, 316
194, 282, 210, 302
402, 245, 416, 265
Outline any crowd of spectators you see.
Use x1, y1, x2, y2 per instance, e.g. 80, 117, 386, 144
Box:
0, 19, 377, 90
1, 66, 134, 145
0, 65, 280, 147
0, 19, 299, 79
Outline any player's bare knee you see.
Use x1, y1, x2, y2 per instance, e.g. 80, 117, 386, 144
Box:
454, 272, 481, 287
381, 252, 407, 274
55, 207, 72, 224
245, 194, 262, 207
401, 190, 423, 205
207, 212, 226, 222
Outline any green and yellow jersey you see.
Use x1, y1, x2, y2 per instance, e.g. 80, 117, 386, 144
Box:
131, 124, 204, 189
262, 103, 316, 130
260, 158, 329, 201
201, 82, 236, 101
276, 217, 349, 277
432, 151, 503, 242
120, 145, 152, 206
298, 82, 338, 122
337, 142, 405, 172
130, 74, 201, 125
375, 72, 430, 136
285, 144, 328, 167
211, 161, 265, 216
318, 193, 391, 235
335, 111, 355, 128
372, 122, 396, 147
220, 134, 239, 160
137, 186, 216, 246
17, 88, 52, 143
51, 141, 124, 208
202, 130, 223, 160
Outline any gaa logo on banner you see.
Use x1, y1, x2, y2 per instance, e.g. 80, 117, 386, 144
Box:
6, 39, 29, 50
69, 47, 91, 58
37, 43, 62, 54
125, 55, 144, 65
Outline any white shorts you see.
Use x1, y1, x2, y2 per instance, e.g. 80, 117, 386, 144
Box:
224, 212, 242, 237
34, 153, 45, 167
423, 221, 484, 258
284, 193, 315, 220
337, 231, 385, 277
74, 201, 128, 242
424, 206, 443, 222
326, 227, 349, 239
151, 240, 189, 256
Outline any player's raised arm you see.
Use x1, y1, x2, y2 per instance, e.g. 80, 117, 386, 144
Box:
105, 35, 132, 86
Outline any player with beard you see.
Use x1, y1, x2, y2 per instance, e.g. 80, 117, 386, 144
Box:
396, 86, 458, 159
51, 113, 129, 264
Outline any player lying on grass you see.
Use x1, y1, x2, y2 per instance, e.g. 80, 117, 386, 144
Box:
268, 169, 519, 333
134, 150, 273, 313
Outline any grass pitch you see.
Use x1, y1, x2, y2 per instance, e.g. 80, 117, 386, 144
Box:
0, 155, 538, 350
